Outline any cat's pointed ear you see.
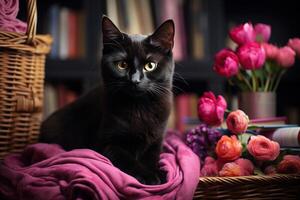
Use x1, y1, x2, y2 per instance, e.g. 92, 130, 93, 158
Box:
148, 19, 175, 51
102, 16, 123, 42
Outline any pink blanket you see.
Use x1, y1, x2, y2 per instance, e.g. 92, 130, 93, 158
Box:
0, 0, 27, 33
0, 131, 200, 200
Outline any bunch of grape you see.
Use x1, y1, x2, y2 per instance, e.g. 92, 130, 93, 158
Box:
185, 124, 222, 162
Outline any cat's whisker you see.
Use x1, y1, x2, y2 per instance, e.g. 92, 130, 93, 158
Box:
173, 72, 189, 87
172, 85, 185, 94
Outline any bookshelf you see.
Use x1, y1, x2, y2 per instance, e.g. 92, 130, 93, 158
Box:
25, 0, 300, 124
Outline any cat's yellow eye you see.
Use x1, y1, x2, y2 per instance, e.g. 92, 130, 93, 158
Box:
116, 61, 128, 70
144, 62, 157, 72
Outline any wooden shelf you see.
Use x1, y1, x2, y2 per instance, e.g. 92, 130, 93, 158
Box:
45, 59, 100, 80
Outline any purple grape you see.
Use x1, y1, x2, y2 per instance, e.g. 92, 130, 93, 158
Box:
185, 123, 222, 162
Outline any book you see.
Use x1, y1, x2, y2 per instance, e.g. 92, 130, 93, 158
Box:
48, 5, 59, 58
59, 7, 69, 59
68, 10, 78, 59
43, 84, 58, 119
249, 116, 287, 126
263, 127, 300, 148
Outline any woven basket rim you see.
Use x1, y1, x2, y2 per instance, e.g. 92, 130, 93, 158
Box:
199, 174, 300, 185
0, 31, 52, 54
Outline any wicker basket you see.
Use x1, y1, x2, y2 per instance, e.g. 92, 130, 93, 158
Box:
194, 174, 300, 199
0, 0, 52, 158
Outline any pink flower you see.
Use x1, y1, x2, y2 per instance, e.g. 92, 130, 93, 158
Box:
226, 109, 249, 134
200, 156, 218, 176
277, 155, 300, 174
213, 49, 239, 78
219, 162, 243, 176
237, 42, 266, 70
254, 23, 271, 42
229, 23, 256, 45
197, 92, 227, 126
264, 165, 277, 175
276, 46, 296, 68
234, 158, 254, 175
262, 43, 279, 60
215, 135, 242, 161
247, 135, 280, 161
288, 38, 300, 57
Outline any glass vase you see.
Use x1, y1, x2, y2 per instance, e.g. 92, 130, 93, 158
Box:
238, 92, 276, 119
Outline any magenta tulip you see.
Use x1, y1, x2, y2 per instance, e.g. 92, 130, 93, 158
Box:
276, 46, 296, 68
229, 23, 256, 45
288, 38, 300, 57
237, 42, 266, 70
213, 49, 239, 78
254, 23, 271, 42
262, 43, 279, 60
197, 92, 227, 126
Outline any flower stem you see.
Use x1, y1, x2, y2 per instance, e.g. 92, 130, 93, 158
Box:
238, 72, 252, 91
272, 69, 286, 91
251, 71, 257, 91
264, 75, 272, 92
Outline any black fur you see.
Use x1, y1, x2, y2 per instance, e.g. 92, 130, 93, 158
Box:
40, 17, 175, 185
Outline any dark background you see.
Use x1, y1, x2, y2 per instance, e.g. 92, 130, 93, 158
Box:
18, 0, 300, 123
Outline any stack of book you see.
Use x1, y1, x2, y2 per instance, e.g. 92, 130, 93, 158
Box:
46, 5, 86, 59
105, 0, 209, 61
252, 117, 300, 152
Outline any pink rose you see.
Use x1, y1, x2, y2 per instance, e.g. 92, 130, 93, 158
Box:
226, 109, 249, 134
254, 23, 271, 42
213, 49, 239, 78
197, 92, 227, 126
234, 158, 254, 175
229, 23, 256, 45
247, 135, 280, 161
200, 156, 218, 176
276, 46, 296, 68
277, 155, 300, 174
215, 135, 242, 161
219, 162, 243, 176
288, 38, 300, 57
262, 43, 279, 60
237, 42, 266, 70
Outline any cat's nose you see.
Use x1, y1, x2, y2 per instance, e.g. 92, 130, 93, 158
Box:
132, 77, 141, 85
131, 72, 141, 85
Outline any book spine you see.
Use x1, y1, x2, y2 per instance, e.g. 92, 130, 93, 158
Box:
266, 127, 300, 147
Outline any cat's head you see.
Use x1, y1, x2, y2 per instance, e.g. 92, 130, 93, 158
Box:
101, 16, 175, 97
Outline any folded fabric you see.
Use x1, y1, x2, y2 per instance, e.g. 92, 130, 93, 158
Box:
0, 0, 27, 33
0, 131, 200, 200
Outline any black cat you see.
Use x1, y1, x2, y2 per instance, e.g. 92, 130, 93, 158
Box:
39, 16, 175, 185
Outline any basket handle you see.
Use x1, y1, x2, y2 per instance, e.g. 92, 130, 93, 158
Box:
26, 0, 37, 44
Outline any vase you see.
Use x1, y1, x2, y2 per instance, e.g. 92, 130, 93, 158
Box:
238, 92, 276, 119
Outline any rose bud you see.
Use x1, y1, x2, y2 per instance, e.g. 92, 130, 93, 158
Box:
277, 155, 300, 174
226, 109, 249, 134
247, 135, 280, 161
234, 158, 254, 175
229, 23, 256, 45
200, 156, 218, 176
219, 162, 243, 176
197, 92, 227, 126
213, 49, 239, 78
216, 135, 242, 161
237, 42, 266, 70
